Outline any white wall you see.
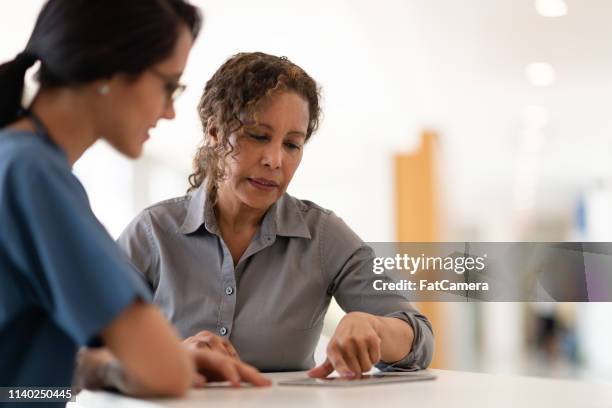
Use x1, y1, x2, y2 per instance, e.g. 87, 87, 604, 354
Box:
3, 0, 612, 379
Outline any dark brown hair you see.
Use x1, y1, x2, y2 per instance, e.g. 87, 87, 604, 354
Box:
188, 52, 321, 195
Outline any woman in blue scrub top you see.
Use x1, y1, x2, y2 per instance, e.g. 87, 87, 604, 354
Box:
0, 0, 269, 403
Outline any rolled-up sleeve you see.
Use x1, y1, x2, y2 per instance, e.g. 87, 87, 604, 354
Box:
321, 212, 434, 370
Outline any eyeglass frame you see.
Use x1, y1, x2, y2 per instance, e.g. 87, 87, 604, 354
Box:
149, 68, 187, 105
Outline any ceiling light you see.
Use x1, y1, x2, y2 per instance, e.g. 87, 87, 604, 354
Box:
534, 0, 568, 18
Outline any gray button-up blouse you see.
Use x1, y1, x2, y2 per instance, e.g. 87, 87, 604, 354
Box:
117, 185, 434, 372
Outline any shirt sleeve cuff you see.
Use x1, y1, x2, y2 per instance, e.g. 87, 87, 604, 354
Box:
374, 310, 435, 371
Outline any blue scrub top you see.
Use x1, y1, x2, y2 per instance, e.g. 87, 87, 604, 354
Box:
0, 128, 151, 392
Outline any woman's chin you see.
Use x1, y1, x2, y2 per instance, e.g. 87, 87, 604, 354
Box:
240, 194, 278, 211
123, 144, 143, 159
105, 136, 144, 159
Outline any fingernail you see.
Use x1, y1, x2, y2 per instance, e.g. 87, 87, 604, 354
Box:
341, 371, 355, 378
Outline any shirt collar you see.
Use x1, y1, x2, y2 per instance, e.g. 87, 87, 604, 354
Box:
178, 185, 311, 239
178, 184, 213, 235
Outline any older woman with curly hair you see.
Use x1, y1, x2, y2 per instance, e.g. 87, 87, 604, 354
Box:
118, 52, 434, 378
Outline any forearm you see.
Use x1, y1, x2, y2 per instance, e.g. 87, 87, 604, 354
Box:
371, 315, 414, 363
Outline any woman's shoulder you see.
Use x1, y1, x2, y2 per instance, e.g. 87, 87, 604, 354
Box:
144, 193, 192, 213
0, 128, 63, 167
282, 193, 363, 245
131, 192, 193, 233
285, 194, 332, 215
280, 194, 333, 231
0, 128, 74, 188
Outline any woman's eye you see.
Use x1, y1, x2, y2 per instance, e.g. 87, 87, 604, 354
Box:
285, 142, 301, 150
247, 133, 268, 142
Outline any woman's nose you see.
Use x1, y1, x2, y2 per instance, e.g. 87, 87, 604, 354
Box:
162, 101, 176, 120
261, 144, 282, 169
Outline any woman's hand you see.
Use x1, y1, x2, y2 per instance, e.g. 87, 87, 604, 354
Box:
308, 311, 415, 379
307, 312, 382, 379
184, 330, 240, 360
74, 346, 270, 393
189, 348, 271, 388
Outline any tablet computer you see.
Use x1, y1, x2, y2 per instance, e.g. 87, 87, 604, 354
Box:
277, 371, 437, 387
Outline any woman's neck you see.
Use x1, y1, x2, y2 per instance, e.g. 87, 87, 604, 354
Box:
215, 186, 268, 234
12, 88, 98, 166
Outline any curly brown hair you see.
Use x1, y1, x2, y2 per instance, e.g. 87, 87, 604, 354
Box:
188, 52, 321, 197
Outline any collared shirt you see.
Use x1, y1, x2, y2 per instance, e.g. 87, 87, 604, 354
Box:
0, 129, 150, 393
117, 185, 434, 372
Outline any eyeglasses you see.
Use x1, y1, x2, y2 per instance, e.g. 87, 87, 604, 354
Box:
149, 68, 186, 105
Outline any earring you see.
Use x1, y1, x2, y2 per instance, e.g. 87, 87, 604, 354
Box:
98, 83, 110, 95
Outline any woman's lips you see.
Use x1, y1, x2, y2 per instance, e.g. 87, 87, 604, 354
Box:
247, 177, 279, 191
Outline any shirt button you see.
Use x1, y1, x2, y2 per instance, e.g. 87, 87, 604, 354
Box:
225, 286, 234, 295
219, 327, 228, 336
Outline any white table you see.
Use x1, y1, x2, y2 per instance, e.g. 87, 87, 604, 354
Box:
73, 369, 612, 408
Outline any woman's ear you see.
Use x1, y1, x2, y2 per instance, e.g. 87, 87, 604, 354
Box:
207, 117, 219, 145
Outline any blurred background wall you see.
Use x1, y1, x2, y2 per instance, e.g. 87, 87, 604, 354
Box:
2, 0, 611, 381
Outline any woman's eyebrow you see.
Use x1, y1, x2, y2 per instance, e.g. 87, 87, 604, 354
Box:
256, 122, 306, 138
155, 68, 183, 79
